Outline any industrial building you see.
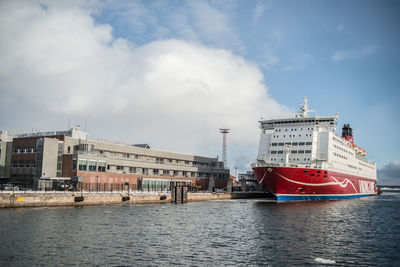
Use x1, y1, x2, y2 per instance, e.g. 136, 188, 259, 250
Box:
7, 128, 230, 191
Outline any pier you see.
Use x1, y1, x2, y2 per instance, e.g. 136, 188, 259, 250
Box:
0, 190, 273, 208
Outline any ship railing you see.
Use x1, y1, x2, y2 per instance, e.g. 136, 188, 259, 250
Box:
253, 161, 324, 169
355, 154, 376, 165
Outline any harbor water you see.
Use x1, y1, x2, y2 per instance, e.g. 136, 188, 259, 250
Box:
1, 191, 399, 266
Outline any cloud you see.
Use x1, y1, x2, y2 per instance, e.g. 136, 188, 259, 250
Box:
260, 31, 283, 69
378, 161, 400, 186
283, 52, 313, 71
97, 0, 244, 52
0, 1, 290, 171
331, 45, 379, 61
253, 1, 265, 22
180, 1, 244, 52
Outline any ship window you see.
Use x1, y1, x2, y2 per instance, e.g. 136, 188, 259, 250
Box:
305, 150, 312, 153
292, 150, 298, 154
271, 151, 277, 154
277, 151, 283, 154
298, 150, 304, 154
311, 174, 315, 176
303, 170, 309, 173
299, 142, 305, 145
285, 142, 291, 145
278, 143, 284, 146
324, 171, 327, 174
306, 142, 312, 145
292, 142, 298, 146
271, 143, 277, 146
317, 171, 321, 173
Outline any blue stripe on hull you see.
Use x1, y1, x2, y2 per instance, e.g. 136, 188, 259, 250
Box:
276, 194, 375, 202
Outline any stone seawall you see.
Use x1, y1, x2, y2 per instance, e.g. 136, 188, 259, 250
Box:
0, 192, 273, 208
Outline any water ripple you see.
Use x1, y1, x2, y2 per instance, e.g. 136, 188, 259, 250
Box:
0, 193, 400, 266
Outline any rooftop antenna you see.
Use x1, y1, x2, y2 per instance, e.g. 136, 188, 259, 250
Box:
219, 128, 230, 168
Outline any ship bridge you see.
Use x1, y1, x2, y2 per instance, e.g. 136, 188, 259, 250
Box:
260, 116, 337, 130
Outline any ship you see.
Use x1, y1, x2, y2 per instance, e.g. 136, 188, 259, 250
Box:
251, 98, 377, 201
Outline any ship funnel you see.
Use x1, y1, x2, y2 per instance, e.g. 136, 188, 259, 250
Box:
342, 124, 353, 143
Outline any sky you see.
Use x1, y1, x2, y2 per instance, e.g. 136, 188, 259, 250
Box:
0, 0, 399, 184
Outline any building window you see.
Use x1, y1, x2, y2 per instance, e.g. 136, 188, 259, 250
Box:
129, 167, 136, 173
88, 161, 96, 171
116, 166, 123, 171
72, 159, 77, 170
154, 169, 159, 175
67, 146, 71, 153
78, 160, 87, 171
98, 162, 106, 172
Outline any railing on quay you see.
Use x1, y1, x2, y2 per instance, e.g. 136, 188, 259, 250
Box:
0, 183, 203, 194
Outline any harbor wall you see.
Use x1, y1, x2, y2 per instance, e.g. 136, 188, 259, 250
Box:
0, 192, 272, 208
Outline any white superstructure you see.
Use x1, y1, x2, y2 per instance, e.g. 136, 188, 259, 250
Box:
257, 98, 376, 180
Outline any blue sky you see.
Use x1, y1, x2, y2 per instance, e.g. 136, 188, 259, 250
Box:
93, 0, 400, 162
0, 0, 399, 184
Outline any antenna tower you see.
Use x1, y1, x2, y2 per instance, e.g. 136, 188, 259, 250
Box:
219, 128, 230, 168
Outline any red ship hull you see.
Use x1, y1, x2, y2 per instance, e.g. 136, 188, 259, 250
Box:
252, 166, 377, 201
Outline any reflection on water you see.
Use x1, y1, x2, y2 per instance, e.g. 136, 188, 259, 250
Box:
1, 192, 399, 266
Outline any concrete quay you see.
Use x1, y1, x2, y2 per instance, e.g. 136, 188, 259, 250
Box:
0, 191, 273, 208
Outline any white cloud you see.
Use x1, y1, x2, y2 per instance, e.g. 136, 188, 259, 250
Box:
0, 0, 289, 170
253, 1, 265, 22
186, 1, 244, 52
331, 45, 379, 61
260, 32, 283, 69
